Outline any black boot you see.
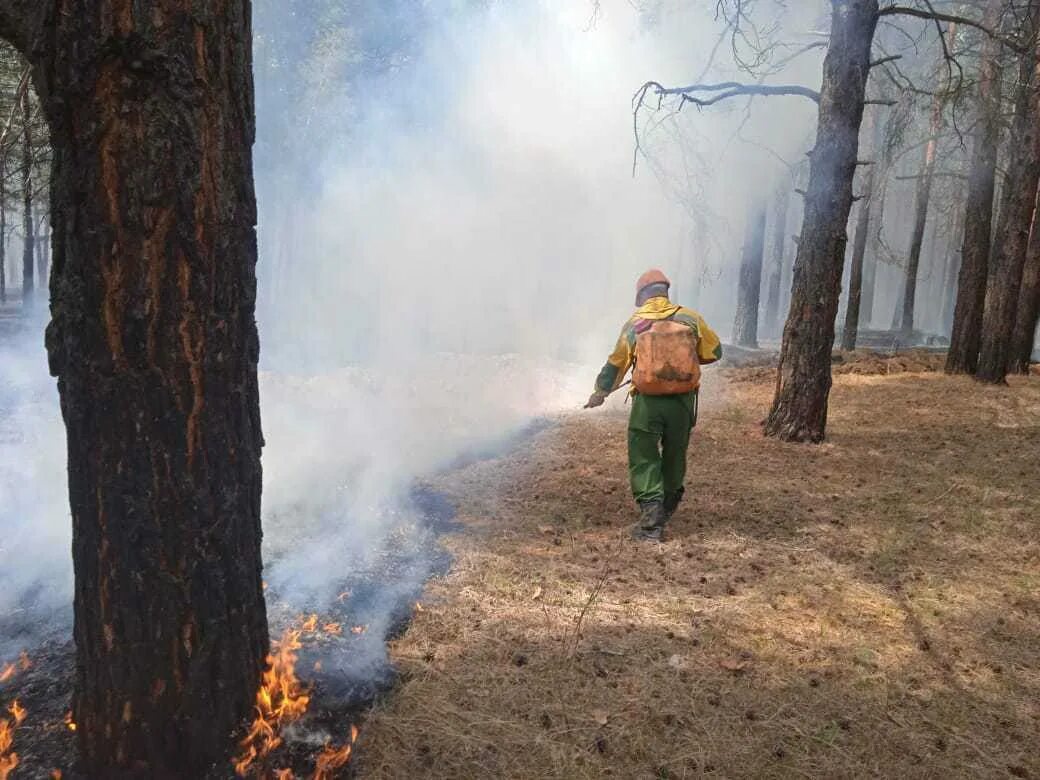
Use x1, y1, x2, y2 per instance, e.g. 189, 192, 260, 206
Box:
632, 500, 666, 542
663, 487, 686, 521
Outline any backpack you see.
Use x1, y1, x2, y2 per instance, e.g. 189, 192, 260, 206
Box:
632, 318, 701, 395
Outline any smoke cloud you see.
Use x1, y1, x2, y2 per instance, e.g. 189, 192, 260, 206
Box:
1, 0, 824, 677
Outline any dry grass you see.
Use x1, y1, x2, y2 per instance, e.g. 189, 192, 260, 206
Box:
356, 363, 1040, 779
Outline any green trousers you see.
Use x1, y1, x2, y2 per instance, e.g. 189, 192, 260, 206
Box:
627, 391, 698, 504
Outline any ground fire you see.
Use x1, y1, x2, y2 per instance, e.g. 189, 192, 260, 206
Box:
234, 616, 360, 779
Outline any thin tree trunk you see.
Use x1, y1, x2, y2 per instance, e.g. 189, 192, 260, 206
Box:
35, 213, 46, 293
1, 2, 272, 775
20, 82, 32, 303
842, 108, 881, 351
947, 0, 1006, 374
733, 202, 768, 348
940, 205, 965, 334
977, 7, 1040, 383
764, 182, 791, 336
0, 176, 5, 304
765, 0, 878, 443
901, 27, 956, 336
1010, 199, 1040, 371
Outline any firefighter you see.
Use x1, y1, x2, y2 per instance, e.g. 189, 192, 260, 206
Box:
586, 269, 722, 541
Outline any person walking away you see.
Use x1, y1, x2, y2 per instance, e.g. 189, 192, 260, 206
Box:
586, 269, 722, 541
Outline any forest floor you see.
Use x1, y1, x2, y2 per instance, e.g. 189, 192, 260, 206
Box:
356, 354, 1040, 780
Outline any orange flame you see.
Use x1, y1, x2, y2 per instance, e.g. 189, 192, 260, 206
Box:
322, 623, 342, 636
301, 615, 319, 633
350, 625, 367, 635
51, 771, 62, 780
233, 628, 311, 777
312, 725, 359, 780
64, 711, 76, 732
0, 667, 13, 685
0, 714, 19, 780
7, 703, 24, 727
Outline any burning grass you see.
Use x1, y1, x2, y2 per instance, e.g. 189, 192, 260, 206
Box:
358, 364, 1040, 779
234, 617, 361, 780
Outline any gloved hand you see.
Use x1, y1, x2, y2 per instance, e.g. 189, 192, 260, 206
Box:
584, 391, 608, 409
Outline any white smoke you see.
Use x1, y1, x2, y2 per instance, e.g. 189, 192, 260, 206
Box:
1, 0, 824, 674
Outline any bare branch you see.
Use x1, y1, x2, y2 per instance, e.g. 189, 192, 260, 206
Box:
878, 5, 1029, 52
651, 81, 821, 105
870, 54, 904, 68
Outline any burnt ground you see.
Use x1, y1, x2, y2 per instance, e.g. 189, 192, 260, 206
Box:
357, 356, 1040, 779
0, 487, 458, 780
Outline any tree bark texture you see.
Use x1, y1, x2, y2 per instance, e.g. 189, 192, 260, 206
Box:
764, 182, 791, 335
946, 0, 1005, 374
977, 8, 1040, 383
2, 2, 270, 776
733, 202, 768, 348
1010, 199, 1040, 371
20, 82, 32, 302
765, 0, 878, 443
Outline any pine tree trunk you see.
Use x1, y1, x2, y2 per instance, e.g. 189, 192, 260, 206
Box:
765, 0, 878, 443
20, 82, 32, 303
842, 108, 881, 351
764, 183, 791, 336
940, 205, 965, 335
35, 214, 46, 293
946, 0, 1005, 374
1010, 198, 1040, 372
977, 10, 1040, 383
733, 202, 768, 348
900, 117, 939, 334
5, 2, 271, 775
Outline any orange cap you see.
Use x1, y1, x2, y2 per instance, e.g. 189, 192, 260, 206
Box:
635, 269, 670, 303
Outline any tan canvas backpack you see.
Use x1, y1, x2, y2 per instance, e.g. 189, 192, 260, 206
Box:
632, 319, 701, 395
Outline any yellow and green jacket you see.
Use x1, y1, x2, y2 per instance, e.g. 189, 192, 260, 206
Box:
594, 297, 723, 394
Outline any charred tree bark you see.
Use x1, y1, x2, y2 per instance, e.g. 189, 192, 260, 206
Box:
20, 82, 32, 303
764, 183, 791, 335
1010, 200, 1040, 371
764, 0, 878, 443
946, 0, 1005, 374
733, 202, 768, 348
1, 2, 270, 776
977, 10, 1040, 383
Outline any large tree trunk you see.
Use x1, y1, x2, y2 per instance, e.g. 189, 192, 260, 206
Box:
977, 9, 1040, 383
764, 182, 791, 336
1010, 198, 1040, 372
733, 202, 768, 348
1010, 217, 1040, 372
842, 108, 880, 351
20, 82, 32, 303
1, 2, 271, 775
764, 0, 878, 443
946, 0, 1006, 374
